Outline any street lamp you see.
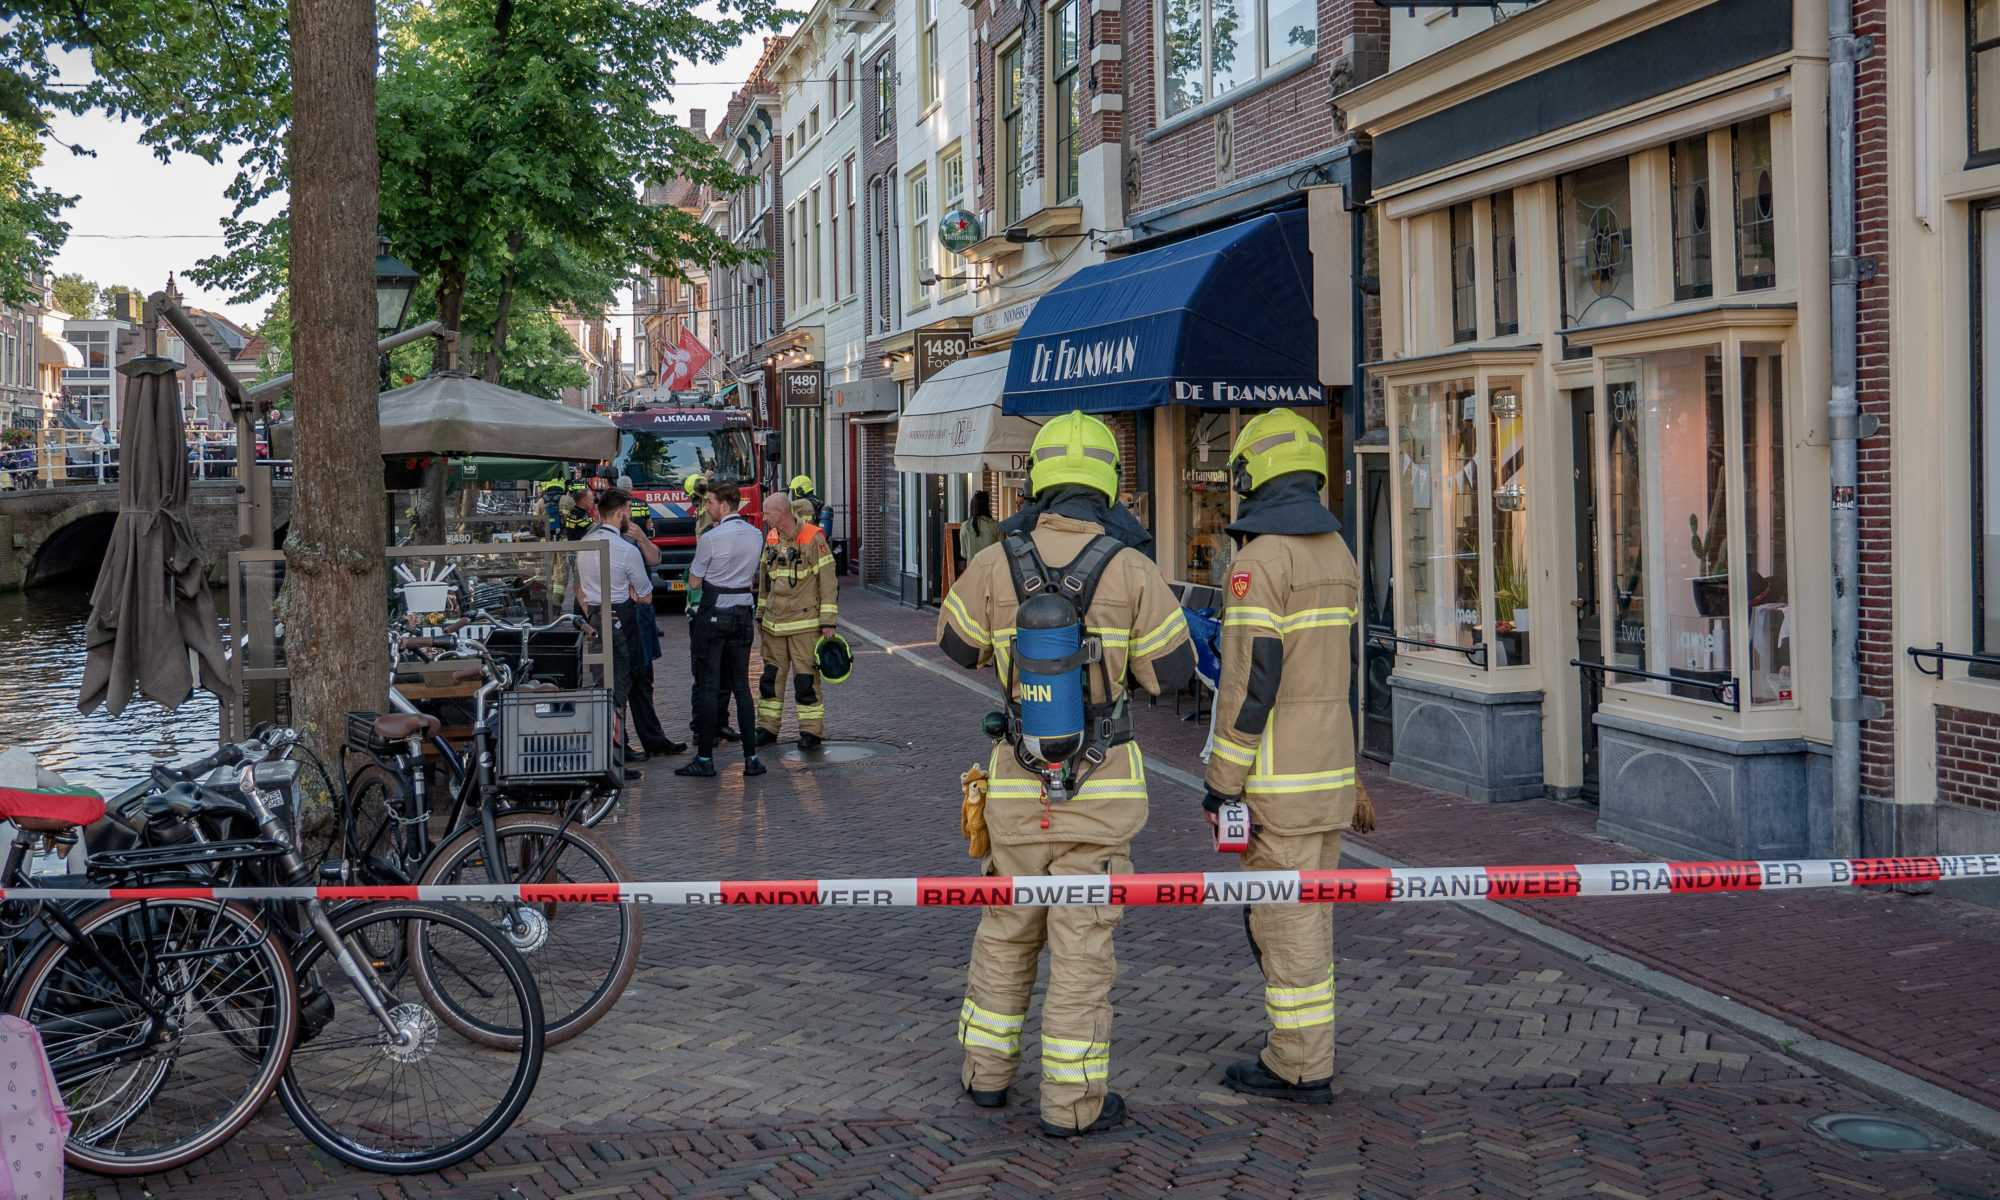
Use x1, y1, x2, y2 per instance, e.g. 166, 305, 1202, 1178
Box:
375, 234, 419, 389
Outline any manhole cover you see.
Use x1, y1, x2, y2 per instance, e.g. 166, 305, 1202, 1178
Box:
1808, 1113, 1954, 1153
775, 739, 901, 765
809, 761, 918, 778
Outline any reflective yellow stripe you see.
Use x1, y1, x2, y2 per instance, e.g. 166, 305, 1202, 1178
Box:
756, 700, 783, 718
762, 616, 821, 634
1087, 627, 1131, 648
1277, 606, 1355, 633
819, 605, 839, 614
1040, 1035, 1109, 1082
945, 592, 991, 647
1265, 972, 1336, 1029
1210, 738, 1256, 767
1245, 767, 1357, 794
1132, 609, 1189, 657
959, 1000, 1025, 1055
797, 704, 825, 718
1222, 606, 1283, 631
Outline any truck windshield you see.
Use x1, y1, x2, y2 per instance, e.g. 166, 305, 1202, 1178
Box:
616, 428, 756, 488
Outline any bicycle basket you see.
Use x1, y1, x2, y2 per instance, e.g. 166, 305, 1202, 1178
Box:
497, 688, 617, 785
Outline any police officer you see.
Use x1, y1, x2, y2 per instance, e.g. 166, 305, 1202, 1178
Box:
1200, 407, 1359, 1105
683, 472, 741, 743
754, 492, 838, 748
938, 411, 1195, 1137
678, 482, 766, 778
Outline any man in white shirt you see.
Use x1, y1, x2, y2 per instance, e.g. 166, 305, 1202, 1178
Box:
678, 481, 766, 778
575, 488, 664, 780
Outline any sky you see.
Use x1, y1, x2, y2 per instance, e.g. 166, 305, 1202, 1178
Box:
30, 30, 784, 341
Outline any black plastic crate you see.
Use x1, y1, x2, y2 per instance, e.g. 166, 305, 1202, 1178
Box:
346, 711, 396, 755
484, 628, 586, 689
497, 688, 616, 784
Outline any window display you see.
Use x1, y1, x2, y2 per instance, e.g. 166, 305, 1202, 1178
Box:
1741, 342, 1790, 703
1182, 409, 1233, 586
1396, 378, 1480, 659
1488, 379, 1530, 665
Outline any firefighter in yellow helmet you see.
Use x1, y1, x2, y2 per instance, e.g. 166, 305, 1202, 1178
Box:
939, 410, 1195, 1136
788, 473, 820, 526
755, 490, 838, 748
686, 473, 713, 536
1200, 406, 1359, 1104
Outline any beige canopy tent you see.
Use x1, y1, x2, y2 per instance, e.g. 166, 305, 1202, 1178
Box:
893, 353, 1042, 475
379, 373, 619, 461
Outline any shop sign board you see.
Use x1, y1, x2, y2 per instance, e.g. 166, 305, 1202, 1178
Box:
973, 296, 1040, 341
914, 329, 972, 387
782, 367, 824, 407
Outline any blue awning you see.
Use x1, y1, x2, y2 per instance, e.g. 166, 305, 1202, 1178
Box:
1001, 210, 1325, 416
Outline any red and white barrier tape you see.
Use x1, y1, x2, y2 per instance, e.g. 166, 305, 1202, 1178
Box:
2, 856, 1996, 907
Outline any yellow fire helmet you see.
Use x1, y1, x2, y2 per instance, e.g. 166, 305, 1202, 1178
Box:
1229, 407, 1327, 496
789, 474, 816, 498
1028, 410, 1120, 501
684, 472, 709, 498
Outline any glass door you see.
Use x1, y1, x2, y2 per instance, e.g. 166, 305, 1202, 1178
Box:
1360, 453, 1396, 763
1570, 388, 1601, 798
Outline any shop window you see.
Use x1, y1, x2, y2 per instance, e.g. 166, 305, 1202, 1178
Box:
920, 0, 940, 109
1974, 203, 2000, 658
1158, 0, 1316, 121
1396, 378, 1481, 660
1000, 43, 1029, 224
1449, 202, 1477, 344
1051, 0, 1083, 203
908, 168, 931, 307
1669, 133, 1713, 302
1182, 410, 1235, 586
1732, 117, 1776, 292
875, 57, 896, 142
1557, 159, 1635, 339
1740, 342, 1790, 703
1492, 193, 1519, 337
1489, 381, 1530, 665
1971, 0, 2000, 160
1602, 345, 1736, 702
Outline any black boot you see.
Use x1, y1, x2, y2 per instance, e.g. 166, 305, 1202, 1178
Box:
1221, 1060, 1333, 1104
717, 726, 741, 742
674, 757, 717, 777
743, 756, 767, 777
798, 731, 822, 750
965, 1086, 1007, 1109
1039, 1092, 1127, 1137
647, 738, 688, 756
754, 728, 778, 747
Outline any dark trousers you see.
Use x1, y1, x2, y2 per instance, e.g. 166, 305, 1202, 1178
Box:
688, 617, 743, 735
626, 616, 672, 752
692, 604, 757, 759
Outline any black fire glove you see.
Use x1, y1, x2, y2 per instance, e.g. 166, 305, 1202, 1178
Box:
1201, 789, 1237, 815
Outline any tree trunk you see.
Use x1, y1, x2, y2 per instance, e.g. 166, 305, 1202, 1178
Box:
433, 261, 466, 373
285, 0, 388, 753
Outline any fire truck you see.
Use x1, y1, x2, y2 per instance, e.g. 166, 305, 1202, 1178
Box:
609, 404, 768, 592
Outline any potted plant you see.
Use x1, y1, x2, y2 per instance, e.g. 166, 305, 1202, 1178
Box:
1492, 540, 1530, 665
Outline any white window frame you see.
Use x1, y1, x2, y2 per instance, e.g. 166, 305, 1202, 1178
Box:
920, 0, 941, 111
908, 167, 932, 309
939, 143, 967, 293
1155, 0, 1318, 125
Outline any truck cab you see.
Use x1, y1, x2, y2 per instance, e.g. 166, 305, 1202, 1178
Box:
609, 406, 765, 593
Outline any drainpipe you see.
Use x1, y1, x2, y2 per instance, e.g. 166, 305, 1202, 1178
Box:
1827, 0, 1879, 858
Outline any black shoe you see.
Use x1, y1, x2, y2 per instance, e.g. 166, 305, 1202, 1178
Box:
647, 739, 688, 756
743, 757, 767, 777
966, 1086, 1007, 1109
798, 731, 822, 750
626, 747, 651, 763
717, 726, 741, 743
623, 768, 643, 782
1039, 1092, 1127, 1138
674, 758, 717, 777
754, 728, 778, 747
1221, 1060, 1333, 1105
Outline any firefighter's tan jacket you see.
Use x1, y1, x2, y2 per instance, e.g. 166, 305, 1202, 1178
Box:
757, 521, 838, 635
1204, 530, 1359, 835
939, 513, 1192, 847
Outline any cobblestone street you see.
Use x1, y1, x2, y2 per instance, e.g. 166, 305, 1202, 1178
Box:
70, 616, 2000, 1199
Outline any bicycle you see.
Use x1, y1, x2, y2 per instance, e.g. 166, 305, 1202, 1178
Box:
336, 617, 641, 1045
7, 729, 546, 1175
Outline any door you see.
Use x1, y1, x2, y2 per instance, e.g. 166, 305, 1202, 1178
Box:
1569, 388, 1601, 798
1359, 453, 1395, 763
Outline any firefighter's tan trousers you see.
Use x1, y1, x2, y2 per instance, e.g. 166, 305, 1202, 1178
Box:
756, 628, 823, 737
1243, 828, 1341, 1084
959, 839, 1132, 1130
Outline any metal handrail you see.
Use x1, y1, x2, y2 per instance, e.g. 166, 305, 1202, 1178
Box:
1572, 658, 1740, 711
1906, 643, 2000, 678
1368, 632, 1488, 669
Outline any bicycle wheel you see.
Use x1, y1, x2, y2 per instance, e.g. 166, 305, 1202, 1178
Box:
9, 898, 298, 1176
418, 813, 640, 1045
278, 901, 543, 1174
343, 762, 413, 881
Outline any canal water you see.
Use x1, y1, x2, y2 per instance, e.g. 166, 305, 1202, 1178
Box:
0, 585, 223, 795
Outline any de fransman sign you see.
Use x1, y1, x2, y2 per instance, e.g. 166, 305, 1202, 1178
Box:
1013, 331, 1325, 412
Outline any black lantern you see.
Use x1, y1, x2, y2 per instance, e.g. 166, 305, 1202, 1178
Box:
374, 234, 418, 336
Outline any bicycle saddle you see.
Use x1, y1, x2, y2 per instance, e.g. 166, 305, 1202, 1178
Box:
374, 713, 441, 741
0, 784, 107, 834
515, 681, 560, 692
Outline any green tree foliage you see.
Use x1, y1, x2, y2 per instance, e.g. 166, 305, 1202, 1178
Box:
0, 117, 70, 307
49, 272, 96, 316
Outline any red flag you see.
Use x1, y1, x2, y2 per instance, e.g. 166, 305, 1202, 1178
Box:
662, 327, 712, 391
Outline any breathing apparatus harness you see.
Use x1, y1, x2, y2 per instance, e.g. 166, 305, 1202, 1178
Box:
991, 531, 1135, 801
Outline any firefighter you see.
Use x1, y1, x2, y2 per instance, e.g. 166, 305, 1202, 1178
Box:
755, 490, 838, 748
938, 410, 1195, 1137
1200, 406, 1359, 1105
687, 473, 713, 535
788, 473, 822, 526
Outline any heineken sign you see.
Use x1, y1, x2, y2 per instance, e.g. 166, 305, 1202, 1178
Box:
938, 208, 983, 255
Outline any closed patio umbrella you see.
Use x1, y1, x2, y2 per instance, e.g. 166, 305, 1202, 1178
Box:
78, 358, 232, 716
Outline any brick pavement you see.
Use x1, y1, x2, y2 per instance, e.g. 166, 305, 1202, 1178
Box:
839, 585, 2000, 1115
66, 592, 2000, 1197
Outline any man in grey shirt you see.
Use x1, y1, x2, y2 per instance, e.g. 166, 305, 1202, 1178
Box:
678, 482, 766, 777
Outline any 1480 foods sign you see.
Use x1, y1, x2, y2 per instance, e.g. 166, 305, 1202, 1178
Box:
914, 329, 971, 387
782, 367, 824, 406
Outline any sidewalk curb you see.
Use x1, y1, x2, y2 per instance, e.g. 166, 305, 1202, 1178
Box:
841, 613, 2000, 1153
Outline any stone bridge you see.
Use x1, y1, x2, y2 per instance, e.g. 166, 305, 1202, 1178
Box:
0, 480, 293, 591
